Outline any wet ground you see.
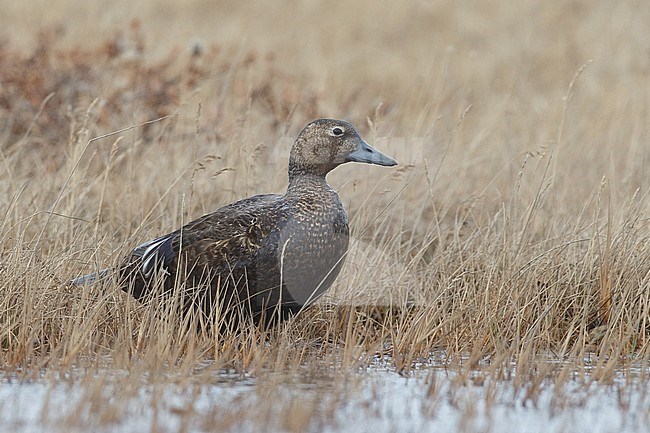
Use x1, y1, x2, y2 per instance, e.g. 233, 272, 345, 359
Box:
1, 359, 648, 433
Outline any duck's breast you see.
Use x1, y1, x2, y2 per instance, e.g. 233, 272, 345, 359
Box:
274, 192, 349, 306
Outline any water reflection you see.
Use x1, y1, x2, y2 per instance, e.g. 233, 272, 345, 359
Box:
1, 356, 648, 433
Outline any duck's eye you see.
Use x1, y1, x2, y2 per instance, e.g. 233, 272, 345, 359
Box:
331, 127, 345, 136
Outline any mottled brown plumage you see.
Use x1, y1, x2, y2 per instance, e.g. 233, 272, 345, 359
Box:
72, 118, 397, 328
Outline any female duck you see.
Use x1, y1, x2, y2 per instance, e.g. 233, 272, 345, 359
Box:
72, 119, 397, 328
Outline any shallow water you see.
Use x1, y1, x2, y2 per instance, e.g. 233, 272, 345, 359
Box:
1, 360, 649, 433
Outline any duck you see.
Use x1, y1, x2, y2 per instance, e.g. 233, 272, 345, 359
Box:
71, 118, 397, 329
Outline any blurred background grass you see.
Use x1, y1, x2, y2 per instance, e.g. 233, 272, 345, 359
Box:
2, 0, 647, 196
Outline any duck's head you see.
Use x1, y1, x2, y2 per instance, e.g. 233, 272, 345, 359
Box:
289, 118, 397, 178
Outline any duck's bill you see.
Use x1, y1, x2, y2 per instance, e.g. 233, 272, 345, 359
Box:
347, 140, 398, 166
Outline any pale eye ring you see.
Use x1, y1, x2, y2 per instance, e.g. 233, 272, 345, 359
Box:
331, 127, 345, 136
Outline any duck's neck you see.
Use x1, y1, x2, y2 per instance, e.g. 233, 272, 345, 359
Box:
286, 173, 331, 194
285, 173, 343, 221
287, 150, 336, 180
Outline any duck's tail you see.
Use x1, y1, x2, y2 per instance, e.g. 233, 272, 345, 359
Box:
69, 268, 112, 286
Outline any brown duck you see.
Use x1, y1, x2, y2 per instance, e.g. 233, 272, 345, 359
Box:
72, 118, 397, 328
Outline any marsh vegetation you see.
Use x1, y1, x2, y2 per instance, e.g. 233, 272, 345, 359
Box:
0, 1, 648, 431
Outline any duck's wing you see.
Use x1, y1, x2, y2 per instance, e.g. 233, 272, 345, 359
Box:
131, 234, 178, 278
121, 194, 287, 294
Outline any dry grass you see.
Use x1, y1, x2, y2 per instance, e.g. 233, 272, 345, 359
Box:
0, 0, 649, 430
